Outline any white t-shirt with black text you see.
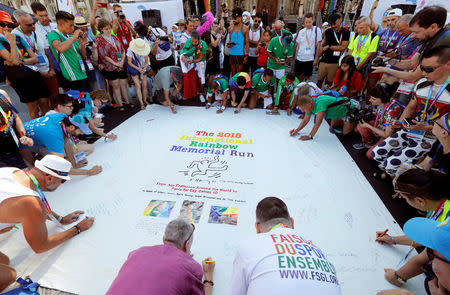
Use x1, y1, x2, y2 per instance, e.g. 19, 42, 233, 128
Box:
230, 227, 341, 295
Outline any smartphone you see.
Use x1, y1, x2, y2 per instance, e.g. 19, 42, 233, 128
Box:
96, 2, 108, 8
404, 118, 415, 126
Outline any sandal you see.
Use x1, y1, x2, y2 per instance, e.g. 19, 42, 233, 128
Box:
119, 107, 126, 111
373, 171, 388, 180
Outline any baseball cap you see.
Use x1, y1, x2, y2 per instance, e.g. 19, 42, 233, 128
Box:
0, 10, 13, 24
69, 114, 92, 135
35, 155, 71, 181
388, 8, 403, 17
404, 217, 450, 260
281, 30, 293, 46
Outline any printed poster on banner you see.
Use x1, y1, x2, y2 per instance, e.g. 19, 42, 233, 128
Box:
57, 0, 72, 13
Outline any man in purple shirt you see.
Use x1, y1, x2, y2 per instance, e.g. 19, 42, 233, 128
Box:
106, 218, 215, 295
378, 8, 403, 55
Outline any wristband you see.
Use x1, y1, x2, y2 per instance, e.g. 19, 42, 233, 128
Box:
394, 271, 407, 283
220, 105, 225, 110
203, 280, 214, 286
411, 241, 418, 248
392, 236, 396, 245
74, 225, 82, 234
308, 135, 313, 139
57, 215, 63, 222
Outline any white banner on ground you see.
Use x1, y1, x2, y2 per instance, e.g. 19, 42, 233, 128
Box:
0, 106, 426, 295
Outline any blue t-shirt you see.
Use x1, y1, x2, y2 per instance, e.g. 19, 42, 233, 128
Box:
22, 113, 67, 153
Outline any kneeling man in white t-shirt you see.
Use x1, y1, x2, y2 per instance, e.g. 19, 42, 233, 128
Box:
230, 197, 342, 295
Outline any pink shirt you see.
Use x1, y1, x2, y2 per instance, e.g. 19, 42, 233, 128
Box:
106, 244, 204, 295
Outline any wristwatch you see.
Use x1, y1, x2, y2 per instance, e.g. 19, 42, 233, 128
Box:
394, 271, 407, 284
308, 134, 313, 139
203, 280, 214, 286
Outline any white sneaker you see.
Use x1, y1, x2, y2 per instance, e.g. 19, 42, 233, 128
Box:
199, 94, 206, 103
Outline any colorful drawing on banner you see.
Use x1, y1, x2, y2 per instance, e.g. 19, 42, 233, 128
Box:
179, 155, 228, 178
180, 200, 204, 223
143, 200, 175, 217
208, 206, 238, 225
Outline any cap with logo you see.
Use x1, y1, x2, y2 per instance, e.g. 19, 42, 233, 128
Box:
388, 8, 403, 17
69, 114, 92, 135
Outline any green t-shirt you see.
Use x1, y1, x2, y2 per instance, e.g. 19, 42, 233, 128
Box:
275, 76, 299, 107
180, 38, 207, 61
306, 95, 352, 119
252, 71, 275, 93
208, 76, 229, 94
47, 30, 87, 81
347, 32, 379, 66
267, 36, 294, 70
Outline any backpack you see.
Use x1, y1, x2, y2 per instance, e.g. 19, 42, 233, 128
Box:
252, 67, 265, 77
1, 277, 39, 295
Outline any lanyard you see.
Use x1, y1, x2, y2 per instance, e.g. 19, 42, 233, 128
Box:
357, 34, 369, 51
429, 143, 443, 167
375, 103, 389, 127
0, 104, 13, 134
55, 29, 81, 59
333, 30, 343, 45
118, 20, 128, 36
305, 28, 313, 46
19, 27, 37, 52
383, 30, 397, 48
422, 77, 450, 121
60, 122, 79, 152
25, 172, 64, 227
103, 34, 118, 51
39, 22, 52, 34
428, 200, 447, 221
270, 223, 290, 231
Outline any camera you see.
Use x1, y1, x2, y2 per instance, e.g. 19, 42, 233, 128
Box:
116, 10, 125, 20
159, 36, 169, 42
369, 57, 388, 72
347, 108, 376, 123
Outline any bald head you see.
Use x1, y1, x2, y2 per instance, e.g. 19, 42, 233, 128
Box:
14, 10, 35, 34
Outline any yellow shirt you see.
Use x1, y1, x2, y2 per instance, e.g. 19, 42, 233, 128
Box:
348, 32, 379, 65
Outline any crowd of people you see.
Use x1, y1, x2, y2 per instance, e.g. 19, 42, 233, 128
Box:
0, 0, 449, 294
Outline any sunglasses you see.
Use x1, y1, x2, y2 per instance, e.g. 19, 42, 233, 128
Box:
0, 23, 16, 29
434, 120, 446, 130
420, 64, 442, 74
184, 223, 195, 245
254, 20, 261, 23
427, 248, 450, 264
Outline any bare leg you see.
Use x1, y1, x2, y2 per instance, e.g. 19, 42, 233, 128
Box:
119, 78, 130, 105
248, 93, 258, 109
343, 122, 356, 135
0, 252, 16, 293
131, 75, 144, 109
109, 79, 123, 107
230, 64, 237, 76
141, 76, 148, 106
37, 97, 50, 116
19, 149, 35, 168
25, 101, 39, 119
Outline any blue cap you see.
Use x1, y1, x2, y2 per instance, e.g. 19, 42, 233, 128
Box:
69, 114, 92, 135
404, 217, 450, 260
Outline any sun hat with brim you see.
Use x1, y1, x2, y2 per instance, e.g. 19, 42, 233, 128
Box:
176, 19, 185, 25
129, 38, 150, 56
404, 217, 450, 261
74, 16, 89, 27
0, 11, 13, 24
69, 114, 92, 135
35, 155, 72, 181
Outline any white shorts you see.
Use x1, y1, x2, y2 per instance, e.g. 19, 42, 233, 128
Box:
207, 92, 224, 101
194, 61, 206, 84
270, 68, 286, 80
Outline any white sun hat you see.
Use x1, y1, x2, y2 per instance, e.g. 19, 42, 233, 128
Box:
129, 38, 151, 56
34, 155, 72, 181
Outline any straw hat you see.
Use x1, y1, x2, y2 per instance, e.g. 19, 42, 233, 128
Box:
129, 38, 150, 56
74, 15, 89, 27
